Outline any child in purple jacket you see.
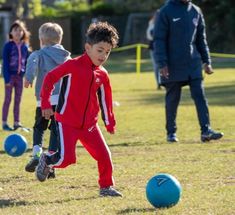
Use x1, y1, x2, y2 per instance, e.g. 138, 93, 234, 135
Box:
2, 20, 31, 131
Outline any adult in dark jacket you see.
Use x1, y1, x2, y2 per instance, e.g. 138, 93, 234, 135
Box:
153, 0, 223, 142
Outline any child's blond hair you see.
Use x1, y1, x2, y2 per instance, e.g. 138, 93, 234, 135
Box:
39, 22, 63, 45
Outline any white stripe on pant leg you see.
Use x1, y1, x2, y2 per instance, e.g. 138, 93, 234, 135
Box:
96, 125, 112, 158
53, 122, 65, 167
100, 84, 109, 125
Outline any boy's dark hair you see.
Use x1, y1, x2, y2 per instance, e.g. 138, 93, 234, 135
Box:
86, 21, 119, 48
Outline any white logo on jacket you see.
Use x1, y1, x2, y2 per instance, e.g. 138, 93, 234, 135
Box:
173, 18, 181, 22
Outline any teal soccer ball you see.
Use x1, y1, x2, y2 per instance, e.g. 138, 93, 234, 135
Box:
146, 173, 182, 208
4, 134, 28, 157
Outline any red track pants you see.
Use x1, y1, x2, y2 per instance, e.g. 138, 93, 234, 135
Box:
52, 122, 114, 188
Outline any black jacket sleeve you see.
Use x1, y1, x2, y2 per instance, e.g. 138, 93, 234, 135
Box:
195, 9, 211, 65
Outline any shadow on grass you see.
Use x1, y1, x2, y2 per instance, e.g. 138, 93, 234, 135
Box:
0, 196, 98, 208
211, 58, 235, 69
0, 199, 28, 208
106, 52, 235, 74
139, 82, 235, 106
179, 83, 235, 106
0, 143, 140, 154
203, 84, 235, 106
0, 141, 156, 155
116, 81, 235, 107
0, 147, 32, 155
47, 196, 98, 205
117, 207, 156, 214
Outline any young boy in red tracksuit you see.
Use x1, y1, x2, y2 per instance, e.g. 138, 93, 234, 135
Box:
36, 21, 122, 197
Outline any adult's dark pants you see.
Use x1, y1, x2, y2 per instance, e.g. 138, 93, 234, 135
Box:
164, 78, 210, 135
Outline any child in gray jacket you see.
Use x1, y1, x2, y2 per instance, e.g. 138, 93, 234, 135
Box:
24, 22, 70, 177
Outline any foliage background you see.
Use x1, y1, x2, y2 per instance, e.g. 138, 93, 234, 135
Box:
1, 0, 235, 52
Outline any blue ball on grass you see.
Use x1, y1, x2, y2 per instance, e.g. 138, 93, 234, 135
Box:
146, 173, 182, 208
4, 133, 28, 157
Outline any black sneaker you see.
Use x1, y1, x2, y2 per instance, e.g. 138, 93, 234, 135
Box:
99, 187, 123, 197
25, 155, 40, 172
201, 129, 224, 142
13, 124, 23, 130
47, 168, 56, 179
35, 153, 50, 182
2, 124, 13, 131
167, 133, 179, 143
13, 124, 31, 132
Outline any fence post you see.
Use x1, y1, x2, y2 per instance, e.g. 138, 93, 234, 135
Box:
136, 44, 141, 74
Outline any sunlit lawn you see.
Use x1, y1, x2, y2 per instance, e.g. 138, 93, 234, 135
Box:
0, 59, 234, 214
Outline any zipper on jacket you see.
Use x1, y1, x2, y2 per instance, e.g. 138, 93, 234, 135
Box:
81, 65, 94, 128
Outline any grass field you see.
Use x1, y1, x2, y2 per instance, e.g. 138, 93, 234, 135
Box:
0, 60, 235, 214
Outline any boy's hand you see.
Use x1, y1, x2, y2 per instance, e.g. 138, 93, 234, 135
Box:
106, 125, 115, 134
160, 66, 169, 79
42, 108, 54, 120
24, 79, 32, 88
204, 64, 213, 75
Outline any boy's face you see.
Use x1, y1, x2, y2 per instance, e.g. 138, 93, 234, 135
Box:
85, 41, 112, 66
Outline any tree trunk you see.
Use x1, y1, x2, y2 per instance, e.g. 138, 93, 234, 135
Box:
23, 0, 31, 18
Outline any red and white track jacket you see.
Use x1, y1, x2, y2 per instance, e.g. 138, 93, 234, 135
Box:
40, 53, 116, 132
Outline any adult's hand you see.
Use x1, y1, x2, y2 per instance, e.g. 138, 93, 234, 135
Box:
160, 66, 169, 79
204, 64, 213, 75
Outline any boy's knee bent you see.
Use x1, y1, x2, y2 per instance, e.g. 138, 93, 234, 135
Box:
53, 157, 76, 168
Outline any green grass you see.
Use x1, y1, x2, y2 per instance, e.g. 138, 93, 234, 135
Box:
0, 66, 235, 214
